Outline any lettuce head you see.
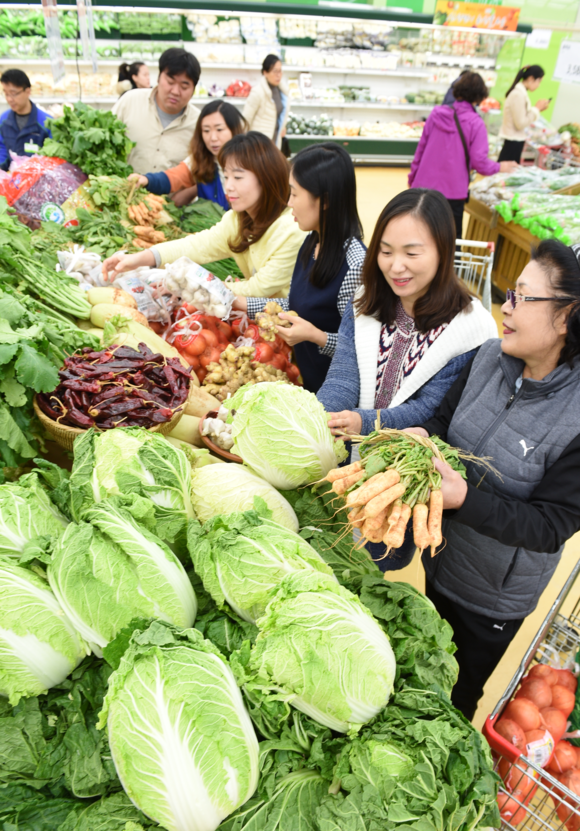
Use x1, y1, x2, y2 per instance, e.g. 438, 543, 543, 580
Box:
0, 472, 68, 559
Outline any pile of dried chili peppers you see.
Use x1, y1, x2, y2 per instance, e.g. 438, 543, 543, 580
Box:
36, 343, 191, 430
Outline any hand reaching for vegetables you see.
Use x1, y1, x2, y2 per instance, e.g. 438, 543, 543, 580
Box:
102, 250, 156, 282
128, 173, 149, 189
433, 457, 468, 511
402, 427, 429, 438
277, 313, 327, 348
327, 410, 362, 437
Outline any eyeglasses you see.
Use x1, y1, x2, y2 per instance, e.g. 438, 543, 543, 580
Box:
506, 289, 576, 309
2, 89, 25, 100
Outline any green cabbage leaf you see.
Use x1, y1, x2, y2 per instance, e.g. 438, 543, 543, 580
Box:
0, 472, 68, 560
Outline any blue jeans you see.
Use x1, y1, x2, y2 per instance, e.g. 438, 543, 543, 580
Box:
365, 523, 416, 572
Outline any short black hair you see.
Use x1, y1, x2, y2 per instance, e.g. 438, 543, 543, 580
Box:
158, 48, 200, 86
453, 71, 489, 105
262, 54, 281, 73
1, 69, 31, 89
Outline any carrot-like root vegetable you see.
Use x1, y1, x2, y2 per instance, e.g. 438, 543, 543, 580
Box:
362, 505, 389, 534
365, 482, 406, 518
348, 506, 366, 529
428, 489, 444, 557
332, 469, 365, 494
325, 461, 363, 483
388, 498, 402, 533
413, 503, 431, 550
346, 469, 401, 508
383, 503, 411, 549
362, 517, 388, 543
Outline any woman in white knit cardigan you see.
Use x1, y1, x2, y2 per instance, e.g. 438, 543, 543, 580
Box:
243, 54, 289, 149
498, 64, 550, 163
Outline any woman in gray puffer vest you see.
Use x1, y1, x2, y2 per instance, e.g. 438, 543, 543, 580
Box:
408, 239, 580, 721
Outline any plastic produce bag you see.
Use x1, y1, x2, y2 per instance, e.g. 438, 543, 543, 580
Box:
161, 257, 235, 320
0, 155, 90, 224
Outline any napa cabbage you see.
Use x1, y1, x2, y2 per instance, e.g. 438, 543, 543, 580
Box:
0, 472, 68, 559
190, 464, 298, 532
187, 505, 335, 624
225, 382, 347, 489
69, 428, 195, 551
0, 557, 88, 704
249, 571, 396, 733
98, 621, 259, 831
48, 502, 197, 656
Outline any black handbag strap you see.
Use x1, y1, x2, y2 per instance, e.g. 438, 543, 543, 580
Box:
452, 105, 471, 175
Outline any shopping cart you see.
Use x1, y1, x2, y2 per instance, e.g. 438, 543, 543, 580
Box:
454, 239, 495, 312
483, 558, 580, 831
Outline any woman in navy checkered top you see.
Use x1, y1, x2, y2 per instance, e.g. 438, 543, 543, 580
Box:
231, 143, 366, 393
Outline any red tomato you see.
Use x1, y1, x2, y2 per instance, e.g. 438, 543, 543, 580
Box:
253, 343, 274, 363
285, 363, 300, 383
217, 320, 233, 341
244, 323, 260, 341
200, 328, 218, 348
200, 346, 221, 368
196, 367, 207, 383
185, 333, 207, 358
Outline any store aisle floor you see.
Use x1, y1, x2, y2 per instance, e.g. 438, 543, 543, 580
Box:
354, 165, 580, 728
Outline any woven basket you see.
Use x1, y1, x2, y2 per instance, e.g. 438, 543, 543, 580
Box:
33, 397, 184, 452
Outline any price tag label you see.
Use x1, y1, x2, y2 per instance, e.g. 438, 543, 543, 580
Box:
24, 142, 40, 154
554, 40, 580, 85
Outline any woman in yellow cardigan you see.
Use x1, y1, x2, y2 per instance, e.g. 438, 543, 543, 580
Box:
102, 132, 305, 298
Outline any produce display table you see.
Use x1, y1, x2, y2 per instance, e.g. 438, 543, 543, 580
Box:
465, 197, 539, 295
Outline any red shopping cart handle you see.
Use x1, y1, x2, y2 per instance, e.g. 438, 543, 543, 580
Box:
483, 714, 522, 763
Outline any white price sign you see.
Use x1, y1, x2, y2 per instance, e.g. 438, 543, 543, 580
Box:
554, 40, 580, 85
525, 29, 551, 50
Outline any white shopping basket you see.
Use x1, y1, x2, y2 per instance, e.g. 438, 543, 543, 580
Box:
454, 239, 495, 313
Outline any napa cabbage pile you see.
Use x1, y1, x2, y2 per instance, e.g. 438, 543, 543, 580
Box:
245, 570, 397, 732
187, 503, 335, 623
98, 620, 259, 831
224, 382, 348, 489
0, 558, 88, 704
48, 501, 197, 656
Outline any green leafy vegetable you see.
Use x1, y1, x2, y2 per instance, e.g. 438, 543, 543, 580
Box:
98, 620, 260, 831
48, 501, 197, 656
0, 471, 68, 559
70, 427, 196, 556
41, 103, 134, 177
226, 382, 348, 490
0, 557, 89, 704
245, 571, 396, 733
187, 503, 335, 624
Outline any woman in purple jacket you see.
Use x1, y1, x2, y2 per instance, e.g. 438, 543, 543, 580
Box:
408, 72, 516, 239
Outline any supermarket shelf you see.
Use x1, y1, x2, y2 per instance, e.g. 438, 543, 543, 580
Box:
287, 134, 420, 141
0, 58, 442, 79
286, 101, 435, 110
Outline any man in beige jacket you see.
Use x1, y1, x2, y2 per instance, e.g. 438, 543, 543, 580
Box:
113, 48, 201, 174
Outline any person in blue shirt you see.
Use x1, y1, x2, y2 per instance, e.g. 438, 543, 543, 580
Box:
129, 100, 247, 209
0, 69, 52, 170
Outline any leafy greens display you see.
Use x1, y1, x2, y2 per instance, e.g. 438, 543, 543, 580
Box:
0, 471, 68, 558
